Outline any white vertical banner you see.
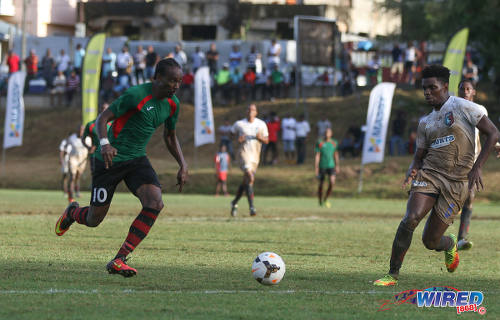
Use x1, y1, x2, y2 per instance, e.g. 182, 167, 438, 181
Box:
3, 71, 26, 149
194, 66, 215, 147
361, 82, 396, 165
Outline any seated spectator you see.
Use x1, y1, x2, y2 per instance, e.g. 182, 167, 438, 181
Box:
100, 73, 116, 103
214, 63, 231, 105
51, 71, 66, 106
243, 67, 256, 101
230, 67, 242, 104
255, 67, 268, 100
270, 66, 284, 100
338, 133, 356, 158
65, 70, 80, 107
317, 70, 329, 98
113, 74, 130, 95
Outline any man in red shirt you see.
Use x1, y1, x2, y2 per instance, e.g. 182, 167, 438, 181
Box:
263, 112, 280, 165
7, 50, 20, 74
243, 67, 256, 100
24, 50, 39, 92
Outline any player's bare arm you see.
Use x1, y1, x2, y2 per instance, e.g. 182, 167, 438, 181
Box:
314, 152, 320, 176
402, 147, 427, 188
334, 150, 340, 174
96, 108, 117, 169
256, 132, 269, 144
238, 134, 246, 143
163, 126, 188, 192
468, 115, 500, 191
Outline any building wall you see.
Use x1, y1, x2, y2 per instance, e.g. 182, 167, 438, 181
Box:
3, 0, 76, 36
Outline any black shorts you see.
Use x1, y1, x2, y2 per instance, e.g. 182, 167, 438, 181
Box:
318, 168, 335, 181
91, 156, 161, 206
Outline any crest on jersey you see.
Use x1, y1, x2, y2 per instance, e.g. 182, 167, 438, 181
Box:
444, 112, 454, 127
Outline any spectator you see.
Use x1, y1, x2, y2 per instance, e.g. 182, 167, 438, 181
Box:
243, 67, 256, 101
24, 49, 38, 92
295, 114, 310, 164
316, 115, 332, 138
317, 70, 330, 98
246, 45, 259, 73
215, 63, 231, 105
191, 46, 205, 73
180, 68, 194, 103
133, 45, 147, 85
390, 43, 403, 82
281, 114, 297, 164
463, 59, 479, 85
102, 47, 116, 78
113, 72, 130, 95
57, 49, 71, 75
267, 39, 281, 69
206, 43, 219, 75
229, 44, 242, 71
116, 46, 133, 82
215, 144, 230, 197
263, 112, 280, 165
100, 72, 116, 103
50, 70, 66, 106
338, 132, 356, 158
6, 50, 20, 74
404, 41, 416, 85
73, 43, 85, 76
366, 54, 380, 86
173, 44, 187, 68
218, 118, 234, 160
270, 65, 284, 100
230, 67, 242, 104
340, 70, 354, 96
255, 67, 268, 100
145, 45, 158, 80
41, 49, 55, 90
65, 69, 80, 107
389, 111, 406, 156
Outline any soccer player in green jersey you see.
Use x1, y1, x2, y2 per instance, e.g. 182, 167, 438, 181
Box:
55, 58, 188, 277
314, 128, 340, 208
82, 103, 110, 174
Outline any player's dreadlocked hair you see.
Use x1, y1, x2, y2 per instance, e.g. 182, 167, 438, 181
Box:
459, 79, 475, 90
422, 65, 450, 84
154, 58, 181, 79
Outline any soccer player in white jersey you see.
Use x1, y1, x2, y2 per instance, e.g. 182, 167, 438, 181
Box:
230, 104, 269, 216
374, 65, 499, 286
456, 80, 484, 250
67, 125, 89, 202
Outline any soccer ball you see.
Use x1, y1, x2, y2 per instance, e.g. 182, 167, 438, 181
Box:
251, 252, 286, 285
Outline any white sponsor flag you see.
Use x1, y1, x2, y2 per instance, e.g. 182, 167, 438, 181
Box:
194, 66, 215, 147
3, 71, 26, 149
361, 82, 396, 165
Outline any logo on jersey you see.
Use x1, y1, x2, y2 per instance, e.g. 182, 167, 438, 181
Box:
430, 135, 455, 149
444, 112, 454, 126
146, 106, 154, 111
412, 180, 428, 187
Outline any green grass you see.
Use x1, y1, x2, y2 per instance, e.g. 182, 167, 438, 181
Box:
1, 190, 499, 319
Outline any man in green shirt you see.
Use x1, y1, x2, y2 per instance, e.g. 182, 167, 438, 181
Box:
314, 128, 340, 208
55, 58, 188, 277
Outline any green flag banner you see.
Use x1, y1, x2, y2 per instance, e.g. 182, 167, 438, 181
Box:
443, 28, 469, 96
82, 33, 106, 125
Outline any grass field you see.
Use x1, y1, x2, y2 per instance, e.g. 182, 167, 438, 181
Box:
1, 189, 499, 319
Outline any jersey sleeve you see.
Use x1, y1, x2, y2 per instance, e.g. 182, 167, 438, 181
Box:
108, 89, 138, 118
460, 99, 487, 127
314, 140, 321, 153
165, 96, 180, 130
260, 120, 269, 137
416, 118, 428, 149
231, 121, 240, 135
83, 122, 91, 138
59, 139, 67, 151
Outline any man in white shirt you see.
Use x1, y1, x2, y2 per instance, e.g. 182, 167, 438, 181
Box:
405, 41, 416, 85
59, 135, 72, 196
190, 46, 205, 73
57, 49, 71, 74
117, 46, 133, 83
230, 104, 269, 217
67, 125, 90, 203
281, 114, 297, 163
316, 116, 332, 138
174, 44, 187, 68
267, 39, 281, 69
295, 114, 311, 164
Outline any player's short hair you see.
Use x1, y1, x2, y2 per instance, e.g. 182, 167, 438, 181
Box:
422, 65, 450, 84
154, 58, 181, 79
459, 79, 475, 89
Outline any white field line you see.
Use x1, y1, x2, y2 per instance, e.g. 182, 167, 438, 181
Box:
0, 289, 400, 295
2, 289, 500, 295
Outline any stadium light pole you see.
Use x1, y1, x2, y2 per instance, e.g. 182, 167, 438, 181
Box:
20, 0, 29, 69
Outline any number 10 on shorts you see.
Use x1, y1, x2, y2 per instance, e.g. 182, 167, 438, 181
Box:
93, 187, 108, 203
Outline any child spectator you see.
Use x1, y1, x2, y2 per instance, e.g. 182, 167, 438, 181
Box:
215, 145, 230, 197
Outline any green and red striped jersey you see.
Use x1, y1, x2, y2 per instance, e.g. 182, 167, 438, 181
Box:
95, 83, 180, 163
83, 119, 112, 149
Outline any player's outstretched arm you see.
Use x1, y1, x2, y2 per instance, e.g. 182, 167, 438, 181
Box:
334, 150, 340, 174
96, 108, 117, 169
469, 116, 500, 191
314, 152, 320, 177
163, 127, 188, 192
402, 148, 426, 189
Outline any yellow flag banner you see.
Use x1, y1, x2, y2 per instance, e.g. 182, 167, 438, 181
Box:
82, 33, 106, 125
443, 28, 469, 96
